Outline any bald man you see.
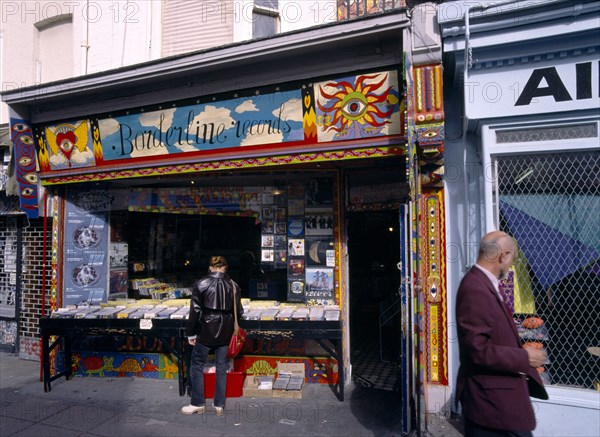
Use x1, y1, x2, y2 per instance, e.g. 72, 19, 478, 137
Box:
455, 231, 548, 437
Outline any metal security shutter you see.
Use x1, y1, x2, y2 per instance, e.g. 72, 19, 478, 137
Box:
162, 0, 234, 57
494, 149, 600, 389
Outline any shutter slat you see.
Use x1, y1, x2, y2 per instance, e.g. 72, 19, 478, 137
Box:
162, 0, 233, 56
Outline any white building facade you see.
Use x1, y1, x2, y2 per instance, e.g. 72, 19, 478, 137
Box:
1, 0, 339, 124
439, 1, 600, 436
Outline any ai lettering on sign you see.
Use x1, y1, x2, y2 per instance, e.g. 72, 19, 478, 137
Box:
465, 56, 600, 119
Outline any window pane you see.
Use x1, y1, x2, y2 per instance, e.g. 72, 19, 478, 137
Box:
495, 150, 600, 389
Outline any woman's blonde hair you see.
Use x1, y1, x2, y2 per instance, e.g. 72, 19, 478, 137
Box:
209, 255, 228, 270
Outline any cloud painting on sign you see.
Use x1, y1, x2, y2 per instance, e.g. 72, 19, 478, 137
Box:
97, 92, 304, 161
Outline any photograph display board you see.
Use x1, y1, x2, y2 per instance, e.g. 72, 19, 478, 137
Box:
63, 190, 110, 306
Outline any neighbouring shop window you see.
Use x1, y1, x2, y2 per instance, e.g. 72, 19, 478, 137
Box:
253, 0, 279, 38
494, 150, 600, 390
0, 218, 18, 318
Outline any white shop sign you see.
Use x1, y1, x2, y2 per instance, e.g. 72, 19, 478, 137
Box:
465, 54, 600, 119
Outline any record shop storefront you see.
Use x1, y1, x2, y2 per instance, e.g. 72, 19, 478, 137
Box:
4, 17, 422, 415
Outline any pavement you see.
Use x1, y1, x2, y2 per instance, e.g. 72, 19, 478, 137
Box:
0, 351, 463, 436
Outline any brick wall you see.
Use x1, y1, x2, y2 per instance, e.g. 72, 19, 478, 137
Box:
20, 218, 53, 340
0, 216, 53, 355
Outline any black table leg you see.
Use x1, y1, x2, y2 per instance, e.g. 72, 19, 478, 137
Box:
64, 336, 72, 380
42, 333, 51, 392
315, 338, 344, 401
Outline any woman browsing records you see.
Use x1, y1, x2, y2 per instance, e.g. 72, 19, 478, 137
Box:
182, 256, 243, 416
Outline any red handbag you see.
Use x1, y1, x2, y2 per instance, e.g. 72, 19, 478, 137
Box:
227, 287, 246, 359
227, 327, 247, 359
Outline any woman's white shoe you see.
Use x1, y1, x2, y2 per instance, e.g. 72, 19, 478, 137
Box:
215, 406, 224, 416
181, 405, 206, 415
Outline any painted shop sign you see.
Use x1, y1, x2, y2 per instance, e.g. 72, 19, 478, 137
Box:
34, 70, 404, 175
465, 55, 599, 119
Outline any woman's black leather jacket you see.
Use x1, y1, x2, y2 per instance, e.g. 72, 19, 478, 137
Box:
185, 271, 243, 346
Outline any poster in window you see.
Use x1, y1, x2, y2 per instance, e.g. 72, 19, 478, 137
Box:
287, 219, 304, 237
305, 178, 333, 206
109, 270, 128, 298
305, 268, 334, 301
274, 235, 287, 249
275, 207, 286, 221
262, 207, 274, 220
288, 238, 304, 256
261, 234, 274, 248
305, 208, 333, 236
262, 220, 274, 233
261, 249, 274, 262
288, 257, 305, 277
261, 193, 274, 205
109, 243, 128, 269
305, 237, 334, 266
274, 221, 286, 234
287, 198, 304, 216
287, 280, 305, 302
274, 249, 287, 268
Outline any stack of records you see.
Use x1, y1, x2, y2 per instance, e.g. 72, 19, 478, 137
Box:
292, 307, 309, 320
260, 308, 280, 320
275, 307, 295, 320
308, 306, 324, 321
170, 306, 190, 319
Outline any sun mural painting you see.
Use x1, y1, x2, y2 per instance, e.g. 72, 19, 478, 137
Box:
315, 71, 402, 142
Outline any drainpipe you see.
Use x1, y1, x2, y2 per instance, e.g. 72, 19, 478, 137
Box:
461, 1, 520, 268
462, 5, 472, 271
15, 216, 23, 357
82, 0, 90, 75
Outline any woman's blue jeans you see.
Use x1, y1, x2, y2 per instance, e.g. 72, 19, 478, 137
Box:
189, 342, 228, 408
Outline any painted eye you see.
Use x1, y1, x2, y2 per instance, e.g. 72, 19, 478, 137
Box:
12, 123, 28, 132
22, 187, 35, 196
19, 156, 33, 166
25, 173, 38, 184
60, 140, 74, 152
20, 135, 34, 145
423, 130, 439, 138
340, 91, 369, 121
341, 99, 367, 118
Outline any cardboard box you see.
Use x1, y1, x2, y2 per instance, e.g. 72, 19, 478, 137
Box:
243, 375, 274, 398
203, 372, 245, 398
272, 362, 305, 399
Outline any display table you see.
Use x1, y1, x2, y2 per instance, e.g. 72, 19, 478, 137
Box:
39, 318, 188, 394
39, 318, 344, 400
238, 320, 344, 401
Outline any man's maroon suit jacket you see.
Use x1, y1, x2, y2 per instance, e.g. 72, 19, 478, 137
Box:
455, 266, 548, 432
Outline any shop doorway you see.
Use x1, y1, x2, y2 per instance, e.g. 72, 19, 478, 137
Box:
348, 209, 402, 391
